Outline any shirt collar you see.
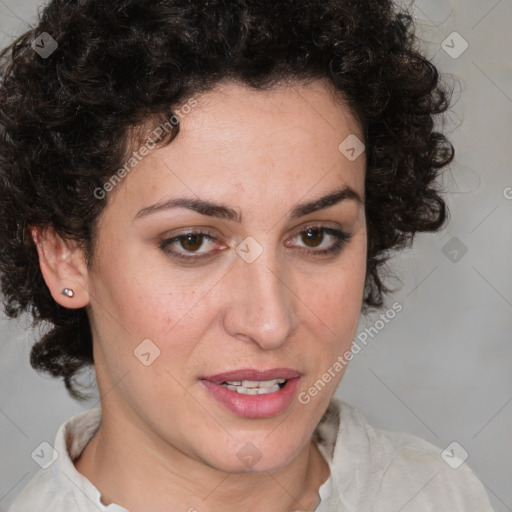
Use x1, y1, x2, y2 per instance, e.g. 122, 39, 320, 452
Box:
51, 406, 128, 511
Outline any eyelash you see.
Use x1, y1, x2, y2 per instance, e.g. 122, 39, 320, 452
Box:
159, 225, 352, 262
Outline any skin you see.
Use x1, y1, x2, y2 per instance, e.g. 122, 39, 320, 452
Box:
33, 78, 367, 512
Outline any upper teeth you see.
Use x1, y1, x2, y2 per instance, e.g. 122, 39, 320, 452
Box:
220, 378, 286, 395
226, 379, 286, 388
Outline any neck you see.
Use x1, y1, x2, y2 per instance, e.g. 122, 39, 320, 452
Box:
74, 405, 330, 512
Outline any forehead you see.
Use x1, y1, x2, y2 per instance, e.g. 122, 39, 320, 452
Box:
106, 79, 366, 220
175, 79, 363, 154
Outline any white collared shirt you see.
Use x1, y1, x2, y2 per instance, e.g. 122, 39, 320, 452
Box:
8, 398, 495, 511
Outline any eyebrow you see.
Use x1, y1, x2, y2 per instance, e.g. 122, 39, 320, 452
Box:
133, 185, 363, 223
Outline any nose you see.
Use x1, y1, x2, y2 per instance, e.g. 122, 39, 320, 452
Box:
222, 247, 299, 350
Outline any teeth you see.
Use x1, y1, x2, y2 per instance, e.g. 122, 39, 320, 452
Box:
234, 384, 280, 395
242, 379, 285, 388
220, 378, 286, 395
223, 378, 286, 388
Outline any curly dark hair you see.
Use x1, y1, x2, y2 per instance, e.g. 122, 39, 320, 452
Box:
0, 0, 454, 399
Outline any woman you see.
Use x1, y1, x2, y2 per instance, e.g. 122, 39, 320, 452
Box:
0, 0, 495, 510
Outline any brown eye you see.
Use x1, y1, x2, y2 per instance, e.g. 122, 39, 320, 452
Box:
179, 233, 205, 252
160, 226, 351, 263
287, 226, 352, 256
301, 228, 325, 248
160, 230, 226, 261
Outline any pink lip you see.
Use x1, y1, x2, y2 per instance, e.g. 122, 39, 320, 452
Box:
201, 367, 302, 419
203, 367, 301, 382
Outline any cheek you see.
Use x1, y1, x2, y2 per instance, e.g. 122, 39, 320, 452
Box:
90, 240, 193, 336
295, 262, 366, 408
309, 246, 366, 336
303, 280, 362, 375
92, 269, 222, 384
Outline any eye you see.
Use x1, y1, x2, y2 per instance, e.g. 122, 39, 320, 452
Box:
160, 230, 225, 261
286, 226, 352, 256
160, 225, 352, 262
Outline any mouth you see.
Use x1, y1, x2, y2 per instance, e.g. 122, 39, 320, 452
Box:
200, 368, 302, 418
217, 378, 287, 395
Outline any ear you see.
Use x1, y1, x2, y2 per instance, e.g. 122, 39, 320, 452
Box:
31, 226, 90, 309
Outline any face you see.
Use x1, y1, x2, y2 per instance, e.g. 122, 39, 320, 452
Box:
85, 79, 367, 474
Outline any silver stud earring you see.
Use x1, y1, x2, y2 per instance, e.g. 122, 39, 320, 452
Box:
61, 288, 75, 298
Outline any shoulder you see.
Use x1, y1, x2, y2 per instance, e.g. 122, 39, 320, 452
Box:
7, 466, 78, 511
318, 399, 495, 511
373, 430, 494, 511
8, 407, 104, 512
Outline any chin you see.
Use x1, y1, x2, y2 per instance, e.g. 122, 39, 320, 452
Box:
201, 436, 306, 475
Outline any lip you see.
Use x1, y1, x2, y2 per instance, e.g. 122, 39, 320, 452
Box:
202, 367, 301, 383
201, 367, 302, 419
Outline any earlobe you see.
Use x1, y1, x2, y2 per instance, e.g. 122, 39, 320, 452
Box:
31, 226, 90, 309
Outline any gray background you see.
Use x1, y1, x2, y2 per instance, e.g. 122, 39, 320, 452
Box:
0, 0, 510, 510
